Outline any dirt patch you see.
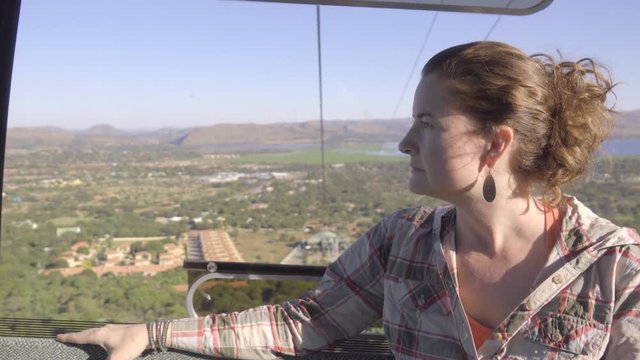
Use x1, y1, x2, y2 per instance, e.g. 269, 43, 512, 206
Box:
232, 229, 305, 264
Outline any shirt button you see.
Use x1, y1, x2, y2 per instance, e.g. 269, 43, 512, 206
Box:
552, 274, 564, 284
552, 332, 563, 342
525, 298, 536, 311
493, 332, 503, 341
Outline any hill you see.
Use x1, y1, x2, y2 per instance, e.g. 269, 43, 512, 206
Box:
5, 110, 640, 150
614, 109, 640, 137
172, 119, 408, 147
5, 127, 75, 148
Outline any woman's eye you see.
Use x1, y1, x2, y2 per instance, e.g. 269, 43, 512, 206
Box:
411, 115, 436, 130
416, 118, 435, 129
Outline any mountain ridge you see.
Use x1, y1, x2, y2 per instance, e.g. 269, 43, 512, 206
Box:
7, 110, 640, 150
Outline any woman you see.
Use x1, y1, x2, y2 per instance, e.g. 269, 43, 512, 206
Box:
58, 41, 640, 359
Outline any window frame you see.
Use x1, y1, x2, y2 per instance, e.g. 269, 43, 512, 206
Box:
245, 0, 553, 15
0, 0, 557, 343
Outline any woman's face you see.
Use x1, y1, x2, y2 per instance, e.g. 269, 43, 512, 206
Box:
398, 74, 489, 201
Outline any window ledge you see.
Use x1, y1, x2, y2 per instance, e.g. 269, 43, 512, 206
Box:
0, 336, 394, 359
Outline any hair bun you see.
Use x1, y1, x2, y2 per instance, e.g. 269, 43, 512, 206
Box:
535, 55, 616, 203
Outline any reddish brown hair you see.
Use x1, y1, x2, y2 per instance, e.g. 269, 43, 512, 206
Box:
422, 41, 616, 205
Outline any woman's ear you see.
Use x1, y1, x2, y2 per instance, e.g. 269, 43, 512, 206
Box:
484, 126, 513, 168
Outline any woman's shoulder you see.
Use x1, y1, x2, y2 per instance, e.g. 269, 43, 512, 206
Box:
385, 205, 435, 225
382, 203, 454, 235
564, 195, 640, 250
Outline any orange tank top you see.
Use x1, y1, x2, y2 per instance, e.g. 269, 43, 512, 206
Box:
466, 206, 560, 349
468, 314, 494, 349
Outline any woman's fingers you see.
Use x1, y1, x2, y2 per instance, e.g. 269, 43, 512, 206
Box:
57, 327, 105, 348
57, 324, 149, 360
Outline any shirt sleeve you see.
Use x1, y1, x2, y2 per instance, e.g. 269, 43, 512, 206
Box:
169, 216, 394, 359
604, 229, 640, 360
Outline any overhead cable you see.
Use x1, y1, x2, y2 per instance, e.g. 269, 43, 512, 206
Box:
484, 0, 512, 40
391, 0, 514, 119
391, 10, 440, 120
316, 6, 327, 200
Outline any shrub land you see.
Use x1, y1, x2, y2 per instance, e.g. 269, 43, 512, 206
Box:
1, 145, 638, 322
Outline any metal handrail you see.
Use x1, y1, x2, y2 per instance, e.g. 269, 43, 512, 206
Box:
184, 261, 325, 317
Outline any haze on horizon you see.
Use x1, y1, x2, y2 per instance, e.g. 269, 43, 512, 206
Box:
7, 0, 640, 130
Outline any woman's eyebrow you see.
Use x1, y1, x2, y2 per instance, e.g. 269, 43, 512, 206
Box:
412, 112, 436, 120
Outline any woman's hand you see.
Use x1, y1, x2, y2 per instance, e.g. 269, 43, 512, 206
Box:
57, 323, 149, 360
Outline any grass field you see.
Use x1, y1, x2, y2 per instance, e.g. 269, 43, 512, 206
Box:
231, 147, 405, 165
49, 215, 90, 226
231, 228, 307, 263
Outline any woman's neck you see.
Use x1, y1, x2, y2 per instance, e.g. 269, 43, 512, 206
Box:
452, 195, 546, 257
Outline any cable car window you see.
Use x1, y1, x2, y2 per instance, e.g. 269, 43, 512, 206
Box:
1, 0, 639, 330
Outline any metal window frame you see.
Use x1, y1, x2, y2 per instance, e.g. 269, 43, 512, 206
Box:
243, 0, 553, 15
0, 0, 20, 222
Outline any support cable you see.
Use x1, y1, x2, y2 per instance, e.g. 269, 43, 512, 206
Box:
483, 16, 502, 40
391, 10, 439, 120
390, 0, 512, 120
484, 0, 512, 40
316, 6, 326, 202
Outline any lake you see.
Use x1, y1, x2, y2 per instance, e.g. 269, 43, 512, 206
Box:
366, 138, 640, 157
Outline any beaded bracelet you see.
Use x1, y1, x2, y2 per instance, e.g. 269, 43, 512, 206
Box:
161, 320, 170, 350
146, 322, 156, 352
147, 320, 171, 352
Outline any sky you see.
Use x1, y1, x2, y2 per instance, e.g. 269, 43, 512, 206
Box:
7, 0, 640, 130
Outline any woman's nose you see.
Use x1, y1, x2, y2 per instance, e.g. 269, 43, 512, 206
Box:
398, 131, 415, 155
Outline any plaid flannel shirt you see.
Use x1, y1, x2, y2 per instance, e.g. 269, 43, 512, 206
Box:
170, 196, 640, 359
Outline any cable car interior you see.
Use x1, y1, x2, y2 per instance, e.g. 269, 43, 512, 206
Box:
2, 0, 639, 359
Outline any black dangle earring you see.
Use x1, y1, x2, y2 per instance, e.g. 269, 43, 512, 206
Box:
482, 169, 496, 203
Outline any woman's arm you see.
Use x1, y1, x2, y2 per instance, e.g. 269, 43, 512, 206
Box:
58, 216, 395, 360
168, 217, 393, 358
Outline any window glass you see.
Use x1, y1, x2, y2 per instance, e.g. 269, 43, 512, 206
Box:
2, 0, 639, 324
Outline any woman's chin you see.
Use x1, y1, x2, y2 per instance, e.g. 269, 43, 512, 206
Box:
408, 183, 430, 196
408, 183, 447, 200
